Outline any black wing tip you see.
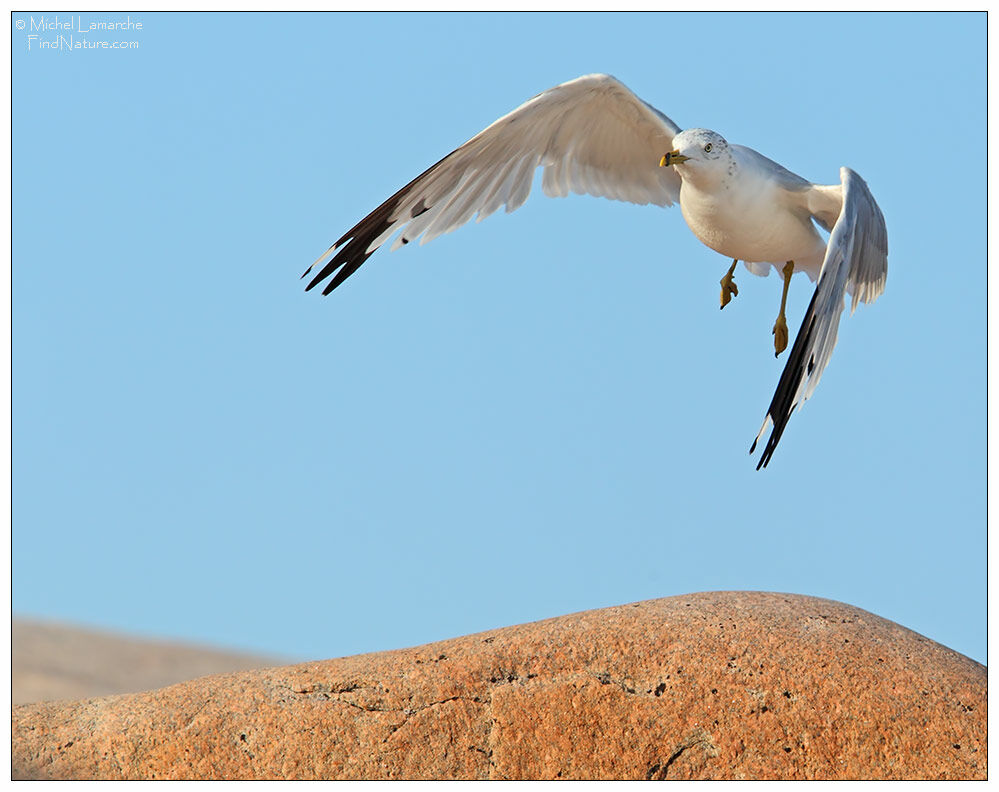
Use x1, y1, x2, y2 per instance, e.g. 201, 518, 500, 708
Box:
302, 254, 367, 296
303, 260, 334, 294
750, 405, 790, 472
303, 150, 457, 299
303, 210, 392, 296
749, 289, 821, 470
750, 421, 780, 471
756, 437, 777, 470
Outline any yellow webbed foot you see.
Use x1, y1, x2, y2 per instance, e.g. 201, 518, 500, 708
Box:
772, 314, 789, 357
771, 260, 795, 357
720, 259, 738, 310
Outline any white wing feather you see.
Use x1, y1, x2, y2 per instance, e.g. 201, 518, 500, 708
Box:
303, 74, 682, 295
751, 167, 888, 468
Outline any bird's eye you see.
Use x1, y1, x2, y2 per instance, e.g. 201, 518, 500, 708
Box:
704, 143, 713, 153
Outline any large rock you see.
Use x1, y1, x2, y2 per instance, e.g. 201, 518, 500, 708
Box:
11, 592, 985, 780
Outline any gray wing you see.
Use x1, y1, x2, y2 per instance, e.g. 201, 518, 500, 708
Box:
731, 144, 813, 191
751, 167, 888, 469
304, 74, 683, 295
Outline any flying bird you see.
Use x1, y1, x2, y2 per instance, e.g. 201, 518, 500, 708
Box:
303, 74, 888, 469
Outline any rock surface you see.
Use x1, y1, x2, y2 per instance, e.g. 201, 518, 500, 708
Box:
12, 618, 285, 705
11, 592, 986, 780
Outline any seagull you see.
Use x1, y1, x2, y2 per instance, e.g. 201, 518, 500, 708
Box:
303, 74, 887, 469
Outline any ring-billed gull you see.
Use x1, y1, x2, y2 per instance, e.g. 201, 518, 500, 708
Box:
303, 74, 888, 469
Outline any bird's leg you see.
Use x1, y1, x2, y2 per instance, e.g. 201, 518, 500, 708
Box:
771, 260, 794, 357
720, 259, 739, 309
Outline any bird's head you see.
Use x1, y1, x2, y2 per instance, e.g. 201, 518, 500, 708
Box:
660, 129, 730, 182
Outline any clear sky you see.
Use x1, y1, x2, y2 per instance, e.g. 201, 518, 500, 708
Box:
13, 12, 985, 664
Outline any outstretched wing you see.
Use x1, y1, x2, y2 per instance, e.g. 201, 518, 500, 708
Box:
303, 74, 683, 295
751, 167, 888, 469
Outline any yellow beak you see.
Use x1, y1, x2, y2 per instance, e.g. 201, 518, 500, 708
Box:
660, 149, 690, 167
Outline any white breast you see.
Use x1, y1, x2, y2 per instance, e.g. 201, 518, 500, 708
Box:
677, 158, 826, 276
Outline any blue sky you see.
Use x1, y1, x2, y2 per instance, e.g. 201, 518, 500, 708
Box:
13, 12, 985, 664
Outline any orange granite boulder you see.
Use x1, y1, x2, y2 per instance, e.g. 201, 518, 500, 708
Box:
11, 592, 986, 780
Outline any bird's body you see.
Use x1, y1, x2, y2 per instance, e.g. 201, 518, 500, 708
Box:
304, 74, 887, 468
676, 141, 828, 280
